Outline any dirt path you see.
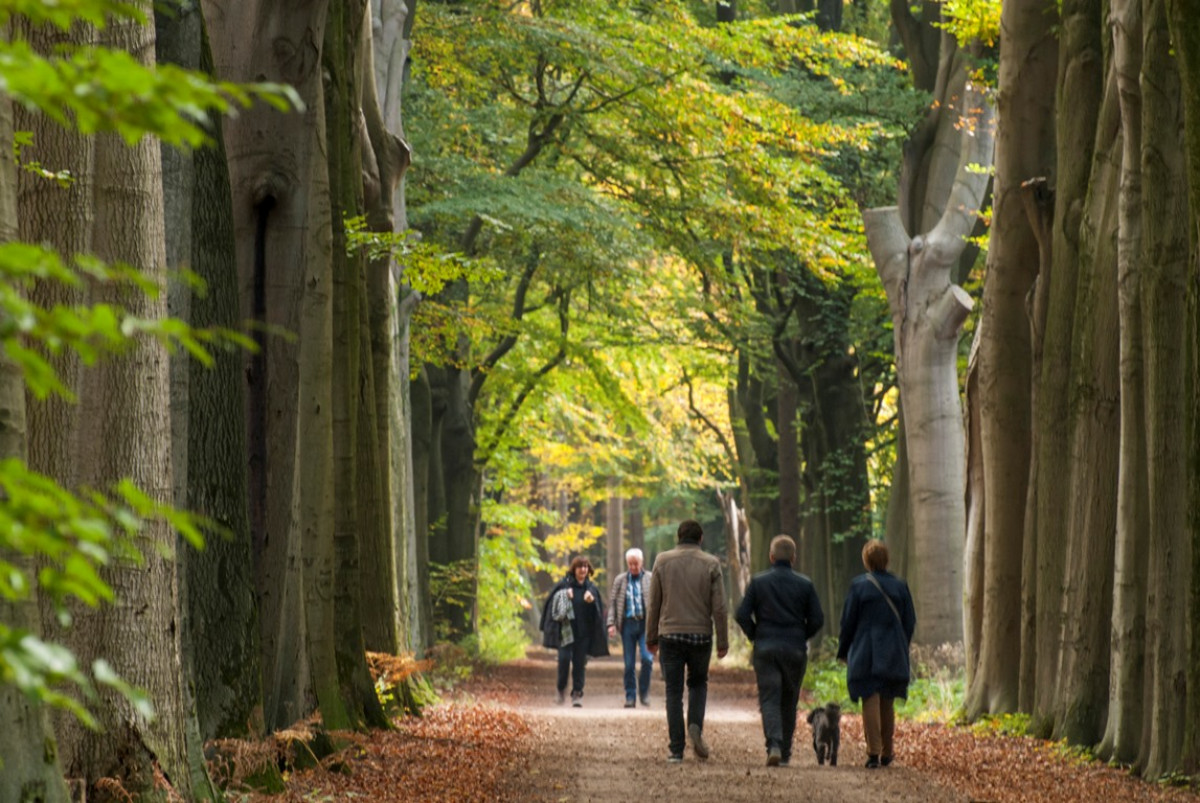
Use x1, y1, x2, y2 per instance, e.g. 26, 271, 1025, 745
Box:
468, 649, 963, 803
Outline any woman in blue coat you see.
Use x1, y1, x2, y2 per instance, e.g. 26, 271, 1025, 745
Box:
837, 539, 916, 769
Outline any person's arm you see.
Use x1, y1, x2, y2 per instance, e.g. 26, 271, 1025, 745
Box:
646, 567, 662, 655
804, 582, 825, 641
606, 574, 621, 636
734, 580, 757, 642
711, 562, 729, 658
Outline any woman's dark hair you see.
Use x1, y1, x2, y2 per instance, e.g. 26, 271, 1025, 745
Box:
677, 519, 703, 543
569, 555, 592, 575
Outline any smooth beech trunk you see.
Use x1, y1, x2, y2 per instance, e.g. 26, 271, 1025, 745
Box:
1025, 0, 1103, 725
1164, 0, 1200, 774
964, 0, 1057, 717
156, 0, 263, 745
202, 0, 349, 731
864, 84, 994, 646
1099, 0, 1148, 763
1133, 0, 1189, 776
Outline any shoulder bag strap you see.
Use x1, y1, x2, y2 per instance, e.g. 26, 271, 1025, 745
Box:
865, 572, 903, 626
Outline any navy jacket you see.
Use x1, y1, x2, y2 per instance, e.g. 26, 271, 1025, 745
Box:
735, 561, 825, 650
836, 571, 916, 702
539, 574, 610, 657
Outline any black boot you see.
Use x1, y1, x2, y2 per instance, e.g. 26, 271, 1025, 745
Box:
865, 755, 880, 769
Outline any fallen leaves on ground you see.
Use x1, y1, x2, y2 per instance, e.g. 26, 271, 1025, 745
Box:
225, 705, 540, 802
894, 719, 1199, 803
217, 660, 1200, 803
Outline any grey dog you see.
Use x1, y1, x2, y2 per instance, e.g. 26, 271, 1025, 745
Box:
806, 702, 841, 766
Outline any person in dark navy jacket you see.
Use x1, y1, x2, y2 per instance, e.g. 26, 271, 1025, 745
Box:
735, 534, 824, 767
837, 539, 916, 769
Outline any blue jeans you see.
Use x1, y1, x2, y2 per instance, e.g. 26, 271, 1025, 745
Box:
659, 639, 711, 756
751, 644, 807, 759
621, 618, 653, 701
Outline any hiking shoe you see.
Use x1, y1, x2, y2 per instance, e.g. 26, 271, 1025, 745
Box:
639, 694, 650, 707
865, 755, 880, 769
571, 693, 582, 708
624, 699, 636, 708
667, 754, 683, 764
555, 689, 565, 705
881, 756, 894, 767
688, 723, 710, 760
767, 747, 782, 767
779, 760, 790, 768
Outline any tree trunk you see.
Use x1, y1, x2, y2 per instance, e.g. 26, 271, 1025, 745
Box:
777, 366, 800, 543
864, 84, 993, 645
365, 0, 421, 652
732, 355, 780, 572
964, 0, 1056, 717
628, 497, 646, 553
1134, 0, 1189, 776
1098, 0, 1148, 763
606, 488, 625, 593
1164, 0, 1200, 774
202, 0, 350, 731
325, 0, 389, 729
1052, 64, 1120, 746
1026, 0, 1103, 725
156, 0, 263, 747
0, 81, 71, 803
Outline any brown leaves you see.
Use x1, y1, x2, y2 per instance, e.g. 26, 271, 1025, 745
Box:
225, 705, 536, 803
898, 721, 1200, 803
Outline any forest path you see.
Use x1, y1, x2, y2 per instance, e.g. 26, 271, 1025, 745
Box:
467, 649, 960, 803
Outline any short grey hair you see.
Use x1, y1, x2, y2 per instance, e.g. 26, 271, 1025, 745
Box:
625, 548, 644, 562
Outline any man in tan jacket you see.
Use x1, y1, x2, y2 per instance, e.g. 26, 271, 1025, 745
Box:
646, 520, 729, 763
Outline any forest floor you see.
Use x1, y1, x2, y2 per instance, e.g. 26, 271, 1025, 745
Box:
228, 649, 1200, 803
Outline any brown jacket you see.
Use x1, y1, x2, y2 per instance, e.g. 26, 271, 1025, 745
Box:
646, 542, 729, 652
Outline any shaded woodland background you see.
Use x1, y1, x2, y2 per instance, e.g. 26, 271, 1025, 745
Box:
2, 0, 1200, 799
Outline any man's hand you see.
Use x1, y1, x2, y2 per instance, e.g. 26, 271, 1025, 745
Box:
717, 647, 728, 659
607, 624, 617, 639
648, 643, 658, 657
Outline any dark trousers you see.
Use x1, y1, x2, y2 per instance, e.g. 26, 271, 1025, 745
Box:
751, 644, 808, 759
621, 618, 653, 701
557, 638, 588, 695
660, 639, 712, 756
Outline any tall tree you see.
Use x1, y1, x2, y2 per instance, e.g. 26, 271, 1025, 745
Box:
202, 0, 351, 731
0, 74, 71, 803
156, 0, 264, 745
864, 79, 993, 645
963, 0, 1056, 716
1165, 0, 1200, 775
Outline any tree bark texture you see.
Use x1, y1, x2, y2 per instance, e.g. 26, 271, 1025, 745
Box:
1164, 0, 1200, 774
1132, 0, 1189, 776
1052, 65, 1120, 748
0, 83, 71, 803
202, 0, 349, 731
29, 8, 208, 796
156, 0, 264, 747
864, 85, 994, 645
1026, 0, 1104, 722
364, 0, 420, 652
964, 0, 1057, 718
325, 0, 389, 730
1099, 0, 1148, 764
